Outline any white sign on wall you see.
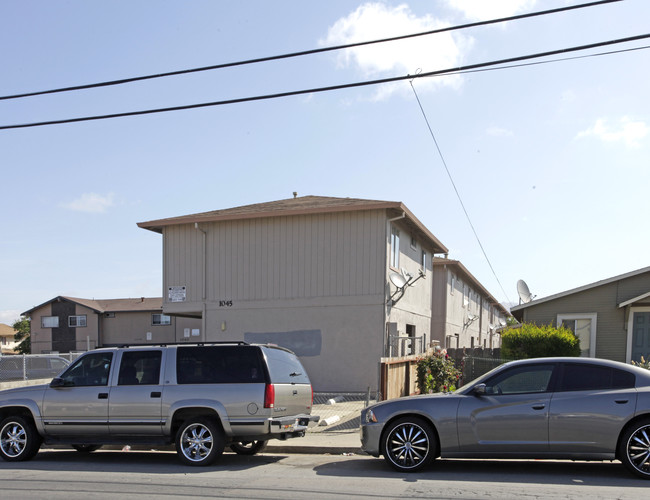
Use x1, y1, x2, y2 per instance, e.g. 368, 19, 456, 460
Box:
168, 286, 187, 302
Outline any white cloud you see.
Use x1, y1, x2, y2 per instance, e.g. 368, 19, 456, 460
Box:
447, 0, 537, 21
0, 310, 21, 326
576, 117, 648, 148
486, 125, 514, 137
61, 192, 115, 213
322, 3, 472, 99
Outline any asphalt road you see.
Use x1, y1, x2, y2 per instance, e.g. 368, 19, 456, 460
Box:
1, 449, 647, 499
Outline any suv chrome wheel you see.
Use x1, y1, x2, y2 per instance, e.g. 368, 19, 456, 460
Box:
176, 418, 224, 466
230, 440, 267, 455
383, 417, 437, 472
0, 416, 41, 462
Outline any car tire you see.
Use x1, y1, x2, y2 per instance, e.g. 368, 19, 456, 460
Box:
0, 416, 42, 462
175, 417, 225, 466
382, 416, 437, 472
229, 440, 268, 455
72, 444, 103, 453
619, 418, 650, 479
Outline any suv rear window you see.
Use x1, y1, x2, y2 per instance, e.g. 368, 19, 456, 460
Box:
263, 347, 310, 384
176, 346, 266, 384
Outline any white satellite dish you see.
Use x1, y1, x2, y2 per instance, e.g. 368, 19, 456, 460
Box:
499, 319, 507, 327
517, 279, 535, 304
467, 313, 478, 321
401, 268, 413, 280
389, 272, 407, 289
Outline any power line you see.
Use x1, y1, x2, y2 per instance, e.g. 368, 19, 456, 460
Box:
1, 32, 648, 131
0, 0, 622, 102
409, 81, 512, 305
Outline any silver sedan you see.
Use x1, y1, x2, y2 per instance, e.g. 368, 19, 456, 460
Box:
360, 357, 650, 479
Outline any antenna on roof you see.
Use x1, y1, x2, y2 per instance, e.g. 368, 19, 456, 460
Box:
516, 279, 535, 304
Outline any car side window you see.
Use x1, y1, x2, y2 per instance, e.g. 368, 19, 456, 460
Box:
558, 363, 636, 391
61, 352, 113, 387
484, 364, 555, 395
118, 351, 162, 386
176, 346, 265, 384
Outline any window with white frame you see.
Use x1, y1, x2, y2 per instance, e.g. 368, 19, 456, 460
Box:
558, 313, 597, 357
420, 250, 427, 273
390, 226, 400, 269
450, 274, 456, 295
68, 315, 87, 327
152, 313, 172, 326
410, 235, 417, 250
41, 316, 59, 328
463, 284, 470, 308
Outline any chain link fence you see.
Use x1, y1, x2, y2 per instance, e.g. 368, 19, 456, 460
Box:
0, 353, 84, 382
311, 391, 380, 433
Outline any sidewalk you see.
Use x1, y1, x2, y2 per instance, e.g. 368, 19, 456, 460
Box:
266, 429, 362, 455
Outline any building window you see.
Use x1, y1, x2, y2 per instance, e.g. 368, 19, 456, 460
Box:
450, 274, 456, 295
463, 285, 469, 308
421, 250, 427, 273
390, 226, 400, 269
410, 235, 417, 250
152, 313, 172, 326
68, 315, 87, 327
41, 316, 59, 328
558, 313, 597, 357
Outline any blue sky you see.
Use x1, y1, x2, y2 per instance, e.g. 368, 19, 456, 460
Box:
1, 0, 648, 325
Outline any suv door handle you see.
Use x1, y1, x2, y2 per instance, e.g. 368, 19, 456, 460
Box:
98, 393, 108, 399
532, 404, 545, 410
150, 392, 161, 398
615, 399, 629, 404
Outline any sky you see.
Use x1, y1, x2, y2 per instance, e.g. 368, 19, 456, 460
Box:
1, 0, 649, 326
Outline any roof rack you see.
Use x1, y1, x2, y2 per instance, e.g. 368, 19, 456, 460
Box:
115, 341, 250, 349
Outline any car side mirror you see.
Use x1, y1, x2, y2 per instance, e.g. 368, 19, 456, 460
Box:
473, 383, 487, 396
49, 377, 64, 388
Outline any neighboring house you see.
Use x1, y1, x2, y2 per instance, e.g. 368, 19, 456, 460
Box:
0, 323, 19, 354
22, 296, 201, 354
510, 266, 650, 363
137, 195, 503, 392
432, 258, 509, 349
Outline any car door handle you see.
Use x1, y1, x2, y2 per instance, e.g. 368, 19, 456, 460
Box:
532, 404, 545, 410
615, 399, 629, 404
150, 392, 161, 398
98, 393, 108, 399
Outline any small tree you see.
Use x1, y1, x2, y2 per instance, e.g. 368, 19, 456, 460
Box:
416, 350, 461, 394
501, 322, 580, 359
12, 316, 31, 354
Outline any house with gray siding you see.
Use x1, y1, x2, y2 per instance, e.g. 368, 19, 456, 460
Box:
138, 196, 452, 392
23, 296, 200, 353
432, 258, 509, 349
510, 266, 650, 363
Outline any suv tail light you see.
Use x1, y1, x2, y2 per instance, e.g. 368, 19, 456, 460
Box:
264, 383, 275, 408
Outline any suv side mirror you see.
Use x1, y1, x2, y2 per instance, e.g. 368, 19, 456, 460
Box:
50, 377, 64, 388
473, 383, 487, 396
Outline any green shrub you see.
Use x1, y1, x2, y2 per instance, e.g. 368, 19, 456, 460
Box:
416, 350, 461, 394
501, 323, 580, 359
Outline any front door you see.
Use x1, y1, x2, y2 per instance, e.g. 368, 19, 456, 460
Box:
632, 312, 650, 362
42, 352, 114, 437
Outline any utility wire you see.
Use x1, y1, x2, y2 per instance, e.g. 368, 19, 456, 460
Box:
0, 0, 622, 101
409, 81, 512, 305
1, 32, 648, 131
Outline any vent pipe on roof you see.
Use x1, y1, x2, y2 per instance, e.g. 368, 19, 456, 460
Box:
293, 191, 298, 198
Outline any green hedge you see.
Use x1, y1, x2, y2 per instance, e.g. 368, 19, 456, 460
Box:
501, 323, 580, 359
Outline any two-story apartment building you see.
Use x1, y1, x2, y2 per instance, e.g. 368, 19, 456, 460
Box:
138, 196, 449, 392
432, 258, 509, 349
0, 323, 18, 354
23, 296, 200, 353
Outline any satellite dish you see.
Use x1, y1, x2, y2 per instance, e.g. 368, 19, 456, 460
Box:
467, 313, 478, 321
499, 319, 507, 327
517, 279, 535, 304
401, 268, 412, 280
389, 272, 407, 289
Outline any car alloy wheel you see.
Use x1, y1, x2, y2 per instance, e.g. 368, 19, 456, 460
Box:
622, 420, 650, 479
383, 417, 436, 472
176, 417, 224, 466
